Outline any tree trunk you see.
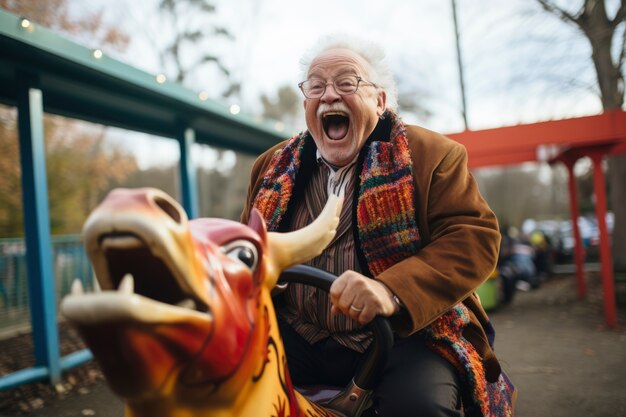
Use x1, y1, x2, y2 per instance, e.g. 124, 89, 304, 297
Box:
578, 0, 626, 272
583, 1, 624, 109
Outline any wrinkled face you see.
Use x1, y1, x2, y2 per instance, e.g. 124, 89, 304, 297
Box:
304, 48, 386, 167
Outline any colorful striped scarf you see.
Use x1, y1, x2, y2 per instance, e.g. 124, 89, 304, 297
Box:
252, 111, 514, 416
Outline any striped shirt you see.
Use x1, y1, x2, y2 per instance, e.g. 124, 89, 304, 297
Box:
278, 153, 372, 353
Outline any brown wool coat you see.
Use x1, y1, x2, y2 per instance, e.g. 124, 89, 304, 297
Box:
241, 123, 503, 382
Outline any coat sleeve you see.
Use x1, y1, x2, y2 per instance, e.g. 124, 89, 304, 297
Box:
376, 128, 500, 336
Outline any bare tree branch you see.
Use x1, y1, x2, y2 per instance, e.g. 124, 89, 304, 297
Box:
194, 55, 230, 76
613, 0, 626, 26
535, 0, 581, 26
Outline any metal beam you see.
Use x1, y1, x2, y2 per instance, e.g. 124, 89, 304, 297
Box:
0, 350, 93, 391
552, 144, 619, 327
559, 157, 587, 298
179, 126, 199, 219
449, 110, 626, 168
590, 152, 617, 327
0, 9, 284, 155
16, 71, 61, 384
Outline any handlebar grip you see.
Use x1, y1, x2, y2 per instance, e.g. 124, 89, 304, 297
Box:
279, 265, 394, 390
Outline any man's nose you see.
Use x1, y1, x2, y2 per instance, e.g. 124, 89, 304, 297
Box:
320, 82, 341, 103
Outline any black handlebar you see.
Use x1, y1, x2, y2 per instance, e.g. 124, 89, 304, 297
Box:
278, 264, 394, 390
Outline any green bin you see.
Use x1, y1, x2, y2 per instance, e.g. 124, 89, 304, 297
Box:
476, 271, 499, 311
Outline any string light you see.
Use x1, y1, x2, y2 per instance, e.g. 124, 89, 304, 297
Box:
274, 121, 285, 132
229, 104, 241, 115
155, 74, 167, 84
92, 49, 103, 59
20, 18, 34, 32
198, 91, 209, 101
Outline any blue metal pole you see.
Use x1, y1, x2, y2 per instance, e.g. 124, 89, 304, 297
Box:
0, 367, 49, 391
0, 349, 93, 391
60, 348, 93, 370
16, 71, 61, 384
178, 125, 198, 219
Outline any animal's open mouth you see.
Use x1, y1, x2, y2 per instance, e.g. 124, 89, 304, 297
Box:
98, 232, 208, 313
59, 189, 234, 398
62, 231, 212, 326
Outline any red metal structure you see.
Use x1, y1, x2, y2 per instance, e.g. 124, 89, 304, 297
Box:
448, 110, 626, 327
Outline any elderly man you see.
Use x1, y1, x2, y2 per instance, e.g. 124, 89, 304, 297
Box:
241, 35, 515, 417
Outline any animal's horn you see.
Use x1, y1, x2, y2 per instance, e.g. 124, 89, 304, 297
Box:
265, 192, 343, 287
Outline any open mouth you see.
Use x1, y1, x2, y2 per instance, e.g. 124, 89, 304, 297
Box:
98, 233, 209, 313
322, 112, 350, 140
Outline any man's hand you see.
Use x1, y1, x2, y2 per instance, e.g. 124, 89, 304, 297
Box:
329, 270, 400, 325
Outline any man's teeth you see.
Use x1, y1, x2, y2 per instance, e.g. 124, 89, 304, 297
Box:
119, 273, 134, 295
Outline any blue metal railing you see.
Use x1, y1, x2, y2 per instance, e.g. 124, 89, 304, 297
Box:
0, 235, 94, 331
0, 235, 94, 390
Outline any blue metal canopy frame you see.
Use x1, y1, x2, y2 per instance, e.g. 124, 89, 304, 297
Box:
0, 9, 284, 390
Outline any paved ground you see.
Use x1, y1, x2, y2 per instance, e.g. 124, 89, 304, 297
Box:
1, 271, 625, 416
492, 273, 626, 417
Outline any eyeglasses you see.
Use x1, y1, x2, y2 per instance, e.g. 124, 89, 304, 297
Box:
298, 75, 377, 99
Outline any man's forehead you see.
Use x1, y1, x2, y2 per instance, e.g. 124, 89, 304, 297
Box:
307, 48, 371, 77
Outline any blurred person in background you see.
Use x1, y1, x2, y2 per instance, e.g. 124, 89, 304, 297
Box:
530, 229, 553, 281
500, 226, 538, 293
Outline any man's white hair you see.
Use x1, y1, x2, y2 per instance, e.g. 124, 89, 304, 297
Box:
299, 34, 398, 111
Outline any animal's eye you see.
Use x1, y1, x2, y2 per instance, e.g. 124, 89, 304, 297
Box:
222, 240, 259, 270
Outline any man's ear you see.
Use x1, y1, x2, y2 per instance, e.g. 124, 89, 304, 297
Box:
377, 90, 387, 116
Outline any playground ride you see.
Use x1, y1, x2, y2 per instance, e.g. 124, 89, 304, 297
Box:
60, 188, 391, 417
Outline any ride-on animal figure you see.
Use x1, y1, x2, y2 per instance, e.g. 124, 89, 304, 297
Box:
61, 188, 391, 417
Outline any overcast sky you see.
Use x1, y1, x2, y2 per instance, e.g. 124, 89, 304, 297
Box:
71, 0, 612, 167
83, 0, 466, 127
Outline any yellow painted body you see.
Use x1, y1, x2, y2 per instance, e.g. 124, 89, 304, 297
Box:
120, 291, 331, 417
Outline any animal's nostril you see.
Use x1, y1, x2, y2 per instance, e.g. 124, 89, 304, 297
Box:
154, 196, 183, 224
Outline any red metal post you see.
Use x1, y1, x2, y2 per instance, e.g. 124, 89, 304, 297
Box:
590, 153, 617, 327
563, 158, 587, 298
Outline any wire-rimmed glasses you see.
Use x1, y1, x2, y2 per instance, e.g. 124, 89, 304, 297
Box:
298, 75, 377, 99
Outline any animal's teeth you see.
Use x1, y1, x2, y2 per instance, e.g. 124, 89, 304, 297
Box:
71, 279, 84, 295
176, 299, 196, 310
119, 273, 135, 295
